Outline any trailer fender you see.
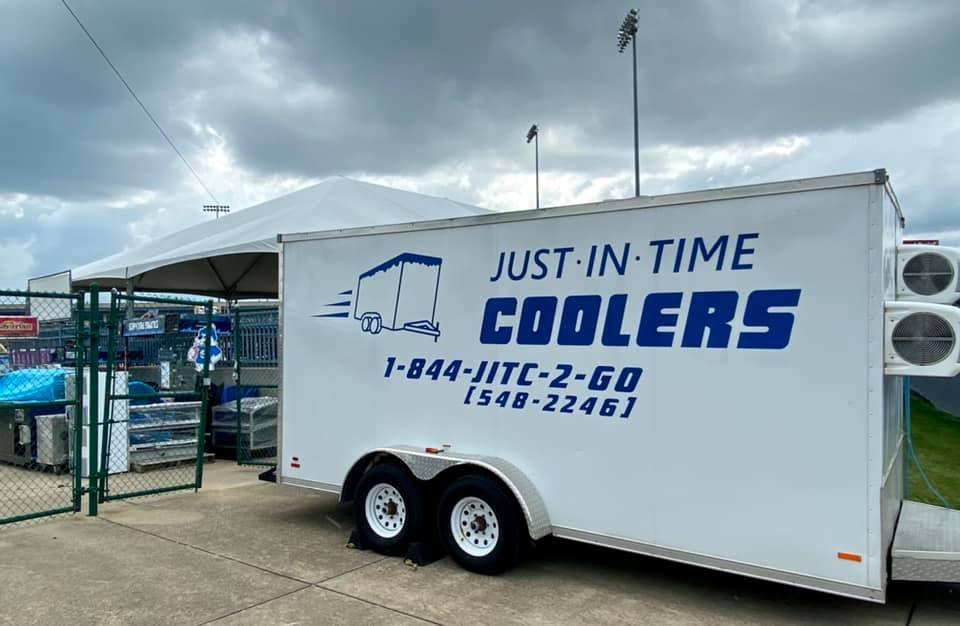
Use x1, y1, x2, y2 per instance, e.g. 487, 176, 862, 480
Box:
340, 445, 551, 540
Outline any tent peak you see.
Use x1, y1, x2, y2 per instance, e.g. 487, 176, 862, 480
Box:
72, 178, 488, 298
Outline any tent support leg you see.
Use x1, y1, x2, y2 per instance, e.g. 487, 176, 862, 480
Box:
126, 279, 135, 319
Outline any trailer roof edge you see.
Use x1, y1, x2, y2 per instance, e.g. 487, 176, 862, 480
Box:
280, 169, 889, 244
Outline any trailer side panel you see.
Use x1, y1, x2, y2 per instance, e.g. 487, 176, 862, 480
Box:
281, 179, 886, 599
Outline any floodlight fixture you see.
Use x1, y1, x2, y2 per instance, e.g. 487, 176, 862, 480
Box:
616, 8, 640, 196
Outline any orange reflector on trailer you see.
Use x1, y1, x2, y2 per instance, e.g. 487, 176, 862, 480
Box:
837, 552, 862, 563
425, 447, 442, 454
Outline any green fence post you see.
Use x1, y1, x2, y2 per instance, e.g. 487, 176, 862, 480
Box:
73, 294, 85, 512
98, 291, 119, 503
195, 301, 214, 490
234, 307, 243, 464
87, 284, 100, 516
904, 376, 910, 500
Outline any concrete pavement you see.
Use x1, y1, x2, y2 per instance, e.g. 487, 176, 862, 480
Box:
1, 463, 958, 625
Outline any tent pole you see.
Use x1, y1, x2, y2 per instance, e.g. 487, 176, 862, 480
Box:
126, 279, 135, 319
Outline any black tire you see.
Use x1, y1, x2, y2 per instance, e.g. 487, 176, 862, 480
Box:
354, 463, 425, 556
437, 474, 525, 575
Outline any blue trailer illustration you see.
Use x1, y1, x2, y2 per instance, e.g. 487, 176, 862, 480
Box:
354, 253, 442, 339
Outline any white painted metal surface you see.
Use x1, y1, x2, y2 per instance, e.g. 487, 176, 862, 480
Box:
279, 171, 910, 601
81, 369, 128, 476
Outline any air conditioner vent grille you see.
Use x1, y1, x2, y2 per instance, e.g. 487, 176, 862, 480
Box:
903, 253, 955, 296
892, 312, 956, 365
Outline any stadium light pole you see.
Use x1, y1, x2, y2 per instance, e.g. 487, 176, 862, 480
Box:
526, 124, 540, 209
203, 204, 231, 219
618, 8, 640, 197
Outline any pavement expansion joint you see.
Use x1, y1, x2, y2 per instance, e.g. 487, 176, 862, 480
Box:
99, 517, 315, 585
196, 585, 312, 626
313, 555, 389, 585
313, 585, 444, 626
98, 514, 440, 624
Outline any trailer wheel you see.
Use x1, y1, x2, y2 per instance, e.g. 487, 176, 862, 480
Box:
354, 463, 424, 555
370, 314, 382, 335
438, 474, 524, 575
361, 315, 371, 332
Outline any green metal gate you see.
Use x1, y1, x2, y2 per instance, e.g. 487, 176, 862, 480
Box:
97, 292, 214, 503
0, 289, 85, 525
230, 307, 278, 466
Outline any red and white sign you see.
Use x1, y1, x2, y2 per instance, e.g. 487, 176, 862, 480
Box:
0, 316, 39, 338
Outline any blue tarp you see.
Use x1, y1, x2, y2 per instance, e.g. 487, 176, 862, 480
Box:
0, 369, 67, 402
220, 385, 259, 404
128, 380, 156, 406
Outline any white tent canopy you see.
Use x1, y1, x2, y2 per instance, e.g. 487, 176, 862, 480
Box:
71, 177, 488, 298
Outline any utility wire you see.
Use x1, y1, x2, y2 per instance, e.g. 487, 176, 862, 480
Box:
59, 0, 219, 203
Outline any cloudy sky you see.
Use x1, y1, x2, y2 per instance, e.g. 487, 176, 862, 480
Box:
1, 0, 958, 287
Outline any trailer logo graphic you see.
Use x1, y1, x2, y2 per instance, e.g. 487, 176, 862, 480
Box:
314, 253, 443, 341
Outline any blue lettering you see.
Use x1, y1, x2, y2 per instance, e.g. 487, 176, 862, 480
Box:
517, 363, 538, 386
480, 289, 799, 349
507, 251, 530, 281
489, 252, 506, 282
601, 294, 630, 346
599, 243, 630, 277
737, 289, 801, 349
479, 298, 516, 344
530, 249, 551, 280
553, 247, 574, 279
636, 292, 682, 347
557, 295, 602, 346
732, 233, 759, 270
649, 239, 673, 274
673, 238, 686, 273
681, 291, 738, 348
517, 296, 557, 345
688, 236, 728, 272
499, 361, 520, 384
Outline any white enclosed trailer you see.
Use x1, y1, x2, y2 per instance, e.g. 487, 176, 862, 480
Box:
278, 170, 960, 602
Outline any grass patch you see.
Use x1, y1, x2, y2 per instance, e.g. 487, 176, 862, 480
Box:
907, 392, 960, 507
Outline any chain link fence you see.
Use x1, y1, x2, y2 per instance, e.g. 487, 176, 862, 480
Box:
97, 293, 214, 503
0, 290, 84, 526
214, 307, 278, 466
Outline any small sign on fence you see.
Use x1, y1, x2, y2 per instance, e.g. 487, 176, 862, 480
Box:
123, 317, 163, 336
123, 314, 179, 337
0, 315, 39, 338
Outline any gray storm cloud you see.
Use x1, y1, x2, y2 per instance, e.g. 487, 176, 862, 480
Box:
0, 0, 957, 286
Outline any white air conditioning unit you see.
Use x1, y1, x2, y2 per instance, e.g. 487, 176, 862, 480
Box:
885, 301, 960, 377
896, 245, 960, 304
